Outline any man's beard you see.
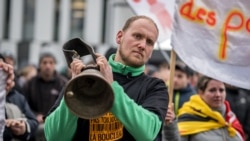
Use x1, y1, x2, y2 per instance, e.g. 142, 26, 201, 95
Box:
118, 48, 143, 67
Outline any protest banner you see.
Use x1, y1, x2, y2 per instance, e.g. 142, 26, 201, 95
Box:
172, 0, 250, 89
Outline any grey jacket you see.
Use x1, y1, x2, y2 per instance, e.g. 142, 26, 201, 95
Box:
162, 118, 243, 141
162, 118, 181, 141
180, 127, 243, 141
179, 105, 244, 141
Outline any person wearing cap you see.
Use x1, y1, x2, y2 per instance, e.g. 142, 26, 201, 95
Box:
22, 52, 68, 140
173, 60, 196, 115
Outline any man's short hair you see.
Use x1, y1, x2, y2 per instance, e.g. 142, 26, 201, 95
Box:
122, 15, 159, 35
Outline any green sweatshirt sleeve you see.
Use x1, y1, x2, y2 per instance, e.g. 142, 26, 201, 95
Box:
110, 81, 162, 141
44, 98, 78, 141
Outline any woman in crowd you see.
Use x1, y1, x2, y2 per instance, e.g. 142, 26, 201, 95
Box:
178, 76, 245, 141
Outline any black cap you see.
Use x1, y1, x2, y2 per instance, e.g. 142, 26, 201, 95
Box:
39, 52, 57, 64
175, 61, 193, 76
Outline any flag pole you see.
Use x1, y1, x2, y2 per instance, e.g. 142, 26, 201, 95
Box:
165, 49, 176, 124
168, 49, 176, 105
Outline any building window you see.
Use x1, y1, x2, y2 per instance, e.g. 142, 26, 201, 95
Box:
3, 0, 11, 39
70, 0, 85, 38
22, 0, 35, 41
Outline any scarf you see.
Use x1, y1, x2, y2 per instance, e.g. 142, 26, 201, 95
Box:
178, 95, 245, 140
108, 54, 145, 76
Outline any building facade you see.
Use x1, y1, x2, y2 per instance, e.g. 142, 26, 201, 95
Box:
0, 0, 134, 71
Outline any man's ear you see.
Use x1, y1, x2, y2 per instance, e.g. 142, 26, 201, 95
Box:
116, 31, 123, 44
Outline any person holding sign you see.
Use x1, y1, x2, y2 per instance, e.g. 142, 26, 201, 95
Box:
162, 102, 181, 141
178, 76, 245, 141
44, 15, 169, 141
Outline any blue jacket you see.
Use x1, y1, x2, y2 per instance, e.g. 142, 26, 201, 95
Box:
4, 89, 38, 141
173, 84, 196, 114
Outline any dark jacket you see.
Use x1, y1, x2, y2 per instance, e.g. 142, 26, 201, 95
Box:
4, 89, 38, 141
226, 87, 250, 141
72, 72, 168, 141
44, 54, 169, 141
22, 72, 68, 115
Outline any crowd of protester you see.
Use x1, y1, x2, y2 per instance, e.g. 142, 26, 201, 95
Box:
1, 44, 249, 141
0, 15, 249, 141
